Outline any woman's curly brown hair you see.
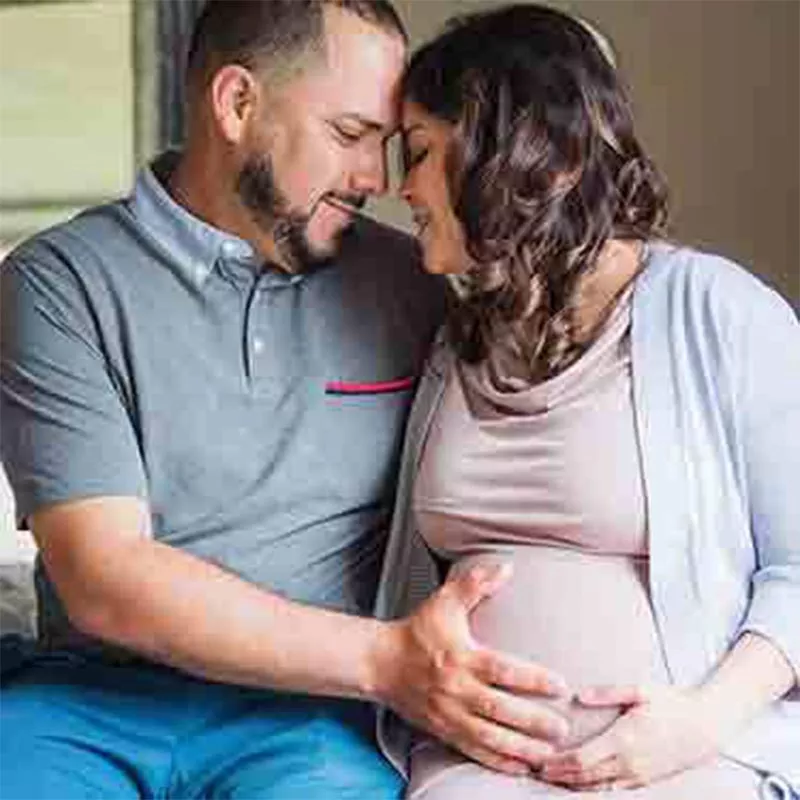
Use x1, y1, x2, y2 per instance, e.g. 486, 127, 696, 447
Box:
402, 3, 669, 382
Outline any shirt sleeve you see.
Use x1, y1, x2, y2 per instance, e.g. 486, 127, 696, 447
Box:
0, 245, 148, 527
733, 282, 800, 687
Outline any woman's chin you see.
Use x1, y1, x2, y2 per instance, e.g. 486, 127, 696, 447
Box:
422, 259, 448, 276
420, 249, 465, 276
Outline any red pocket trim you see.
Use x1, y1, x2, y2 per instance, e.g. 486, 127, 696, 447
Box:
325, 376, 416, 396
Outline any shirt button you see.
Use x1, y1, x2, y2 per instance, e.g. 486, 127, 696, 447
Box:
253, 337, 265, 355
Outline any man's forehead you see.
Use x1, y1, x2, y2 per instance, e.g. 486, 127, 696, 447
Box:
322, 10, 404, 76
321, 3, 405, 52
289, 21, 404, 130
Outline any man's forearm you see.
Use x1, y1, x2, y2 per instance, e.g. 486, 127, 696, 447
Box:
38, 497, 573, 775
71, 536, 388, 699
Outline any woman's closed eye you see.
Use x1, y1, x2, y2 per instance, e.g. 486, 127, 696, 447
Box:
402, 142, 429, 174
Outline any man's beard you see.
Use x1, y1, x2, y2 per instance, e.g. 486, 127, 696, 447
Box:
235, 152, 360, 272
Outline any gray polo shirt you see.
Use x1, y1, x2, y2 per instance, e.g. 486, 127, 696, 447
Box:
0, 154, 442, 650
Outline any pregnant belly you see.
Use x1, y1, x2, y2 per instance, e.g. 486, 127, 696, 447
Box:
450, 546, 670, 749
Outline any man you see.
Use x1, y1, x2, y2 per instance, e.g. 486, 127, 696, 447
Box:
0, 2, 568, 797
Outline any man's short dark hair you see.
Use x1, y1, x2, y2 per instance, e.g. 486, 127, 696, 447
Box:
187, 0, 406, 84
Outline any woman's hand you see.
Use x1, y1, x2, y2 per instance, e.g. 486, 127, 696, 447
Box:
539, 632, 796, 790
537, 684, 724, 790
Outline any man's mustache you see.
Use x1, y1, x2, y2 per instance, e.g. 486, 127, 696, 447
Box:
323, 192, 367, 212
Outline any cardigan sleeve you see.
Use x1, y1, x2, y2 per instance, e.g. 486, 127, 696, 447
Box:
734, 283, 800, 686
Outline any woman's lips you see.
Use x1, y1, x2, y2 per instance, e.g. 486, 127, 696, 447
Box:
412, 210, 431, 237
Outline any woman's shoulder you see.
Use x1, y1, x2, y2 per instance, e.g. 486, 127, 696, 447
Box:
643, 240, 771, 295
637, 240, 797, 328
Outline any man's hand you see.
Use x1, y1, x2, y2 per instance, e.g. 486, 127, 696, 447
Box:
373, 563, 571, 775
538, 685, 722, 790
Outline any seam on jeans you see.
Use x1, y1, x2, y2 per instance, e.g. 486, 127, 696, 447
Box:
161, 676, 203, 799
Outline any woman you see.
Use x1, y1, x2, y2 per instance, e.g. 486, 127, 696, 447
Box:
374, 4, 799, 799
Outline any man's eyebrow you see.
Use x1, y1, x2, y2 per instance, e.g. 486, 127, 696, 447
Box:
333, 113, 387, 132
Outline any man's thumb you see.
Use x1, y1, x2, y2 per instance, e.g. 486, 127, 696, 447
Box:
448, 561, 512, 612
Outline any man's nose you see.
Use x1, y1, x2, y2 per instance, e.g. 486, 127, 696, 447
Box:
350, 147, 388, 196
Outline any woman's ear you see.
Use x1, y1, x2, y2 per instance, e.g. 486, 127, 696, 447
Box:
209, 64, 258, 144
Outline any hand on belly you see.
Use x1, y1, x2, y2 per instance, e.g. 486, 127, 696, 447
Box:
452, 547, 670, 749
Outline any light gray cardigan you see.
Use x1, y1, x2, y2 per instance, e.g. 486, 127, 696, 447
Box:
374, 243, 800, 791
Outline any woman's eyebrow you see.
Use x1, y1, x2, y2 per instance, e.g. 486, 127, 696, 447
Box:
400, 123, 425, 137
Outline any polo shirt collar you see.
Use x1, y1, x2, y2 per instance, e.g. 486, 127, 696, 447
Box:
129, 151, 257, 289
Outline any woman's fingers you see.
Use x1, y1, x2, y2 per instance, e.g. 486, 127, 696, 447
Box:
574, 684, 650, 707
541, 753, 623, 788
540, 726, 619, 781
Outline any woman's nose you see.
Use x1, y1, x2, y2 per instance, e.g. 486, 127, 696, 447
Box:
398, 173, 414, 203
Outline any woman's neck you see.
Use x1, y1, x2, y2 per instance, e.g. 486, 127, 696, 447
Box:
573, 239, 643, 343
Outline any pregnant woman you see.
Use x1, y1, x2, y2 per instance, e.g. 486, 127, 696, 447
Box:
374, 5, 799, 798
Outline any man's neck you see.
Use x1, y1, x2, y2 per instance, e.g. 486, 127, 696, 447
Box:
166, 146, 284, 269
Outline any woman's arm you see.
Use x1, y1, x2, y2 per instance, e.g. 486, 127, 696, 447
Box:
541, 273, 800, 790
696, 632, 796, 731
538, 632, 795, 789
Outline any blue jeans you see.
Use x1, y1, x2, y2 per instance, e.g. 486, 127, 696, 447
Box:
0, 649, 403, 799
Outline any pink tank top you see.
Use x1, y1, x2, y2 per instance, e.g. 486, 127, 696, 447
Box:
414, 286, 670, 747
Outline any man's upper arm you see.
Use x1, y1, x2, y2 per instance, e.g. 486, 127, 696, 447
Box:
30, 496, 151, 632
0, 247, 148, 526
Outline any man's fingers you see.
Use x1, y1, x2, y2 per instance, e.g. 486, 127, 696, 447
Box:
450, 711, 559, 771
466, 683, 570, 743
443, 561, 513, 613
473, 648, 570, 698
574, 684, 648, 707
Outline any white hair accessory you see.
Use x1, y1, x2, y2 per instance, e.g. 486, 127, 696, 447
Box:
575, 15, 618, 67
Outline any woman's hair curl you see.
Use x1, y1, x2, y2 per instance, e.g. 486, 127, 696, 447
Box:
403, 3, 669, 380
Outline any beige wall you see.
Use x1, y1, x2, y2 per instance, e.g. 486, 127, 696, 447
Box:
0, 0, 797, 542
378, 0, 800, 303
1, 0, 796, 298
0, 1, 135, 537
0, 1, 135, 248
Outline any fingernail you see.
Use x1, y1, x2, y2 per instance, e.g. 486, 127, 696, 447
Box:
552, 721, 570, 742
484, 562, 511, 581
540, 744, 556, 759
468, 565, 489, 583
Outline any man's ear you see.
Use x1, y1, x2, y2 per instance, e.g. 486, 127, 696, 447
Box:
210, 65, 258, 144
